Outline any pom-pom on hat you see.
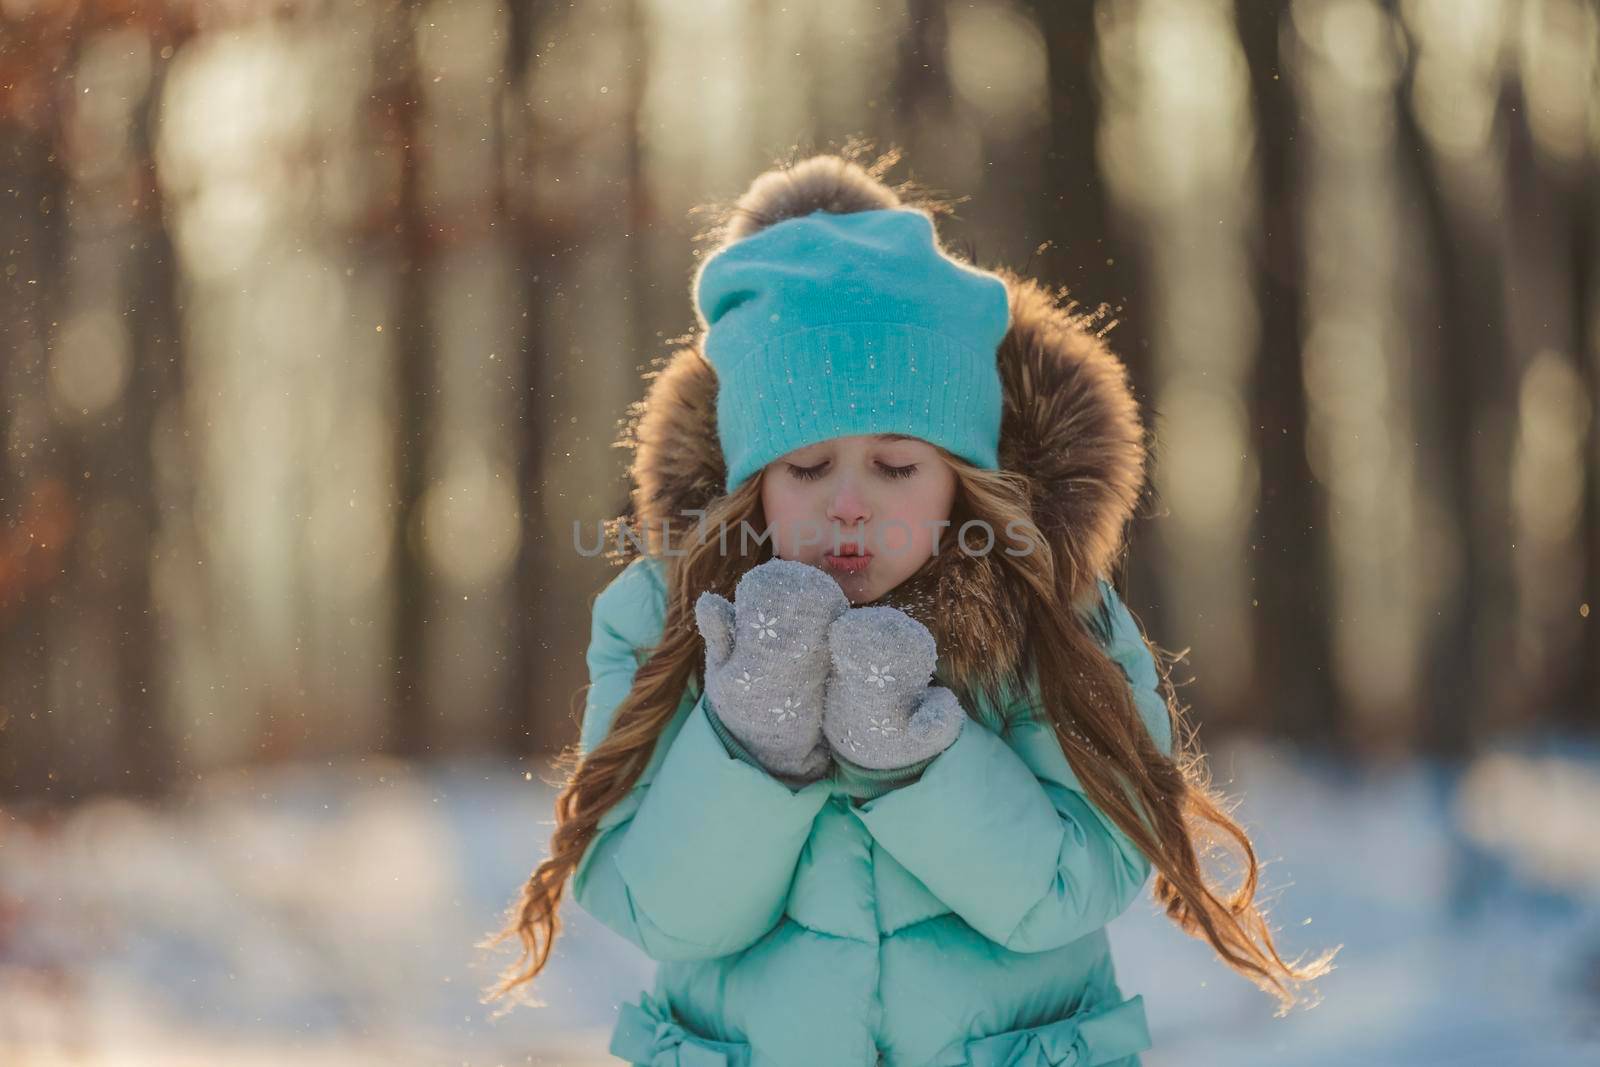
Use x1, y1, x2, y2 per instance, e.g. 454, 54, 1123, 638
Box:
692, 207, 1011, 494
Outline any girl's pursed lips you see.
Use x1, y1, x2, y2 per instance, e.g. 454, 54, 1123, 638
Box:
822, 551, 872, 574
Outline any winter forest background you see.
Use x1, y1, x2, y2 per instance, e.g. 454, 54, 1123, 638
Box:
3, 0, 1599, 1063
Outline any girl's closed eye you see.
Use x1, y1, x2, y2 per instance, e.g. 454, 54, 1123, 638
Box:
785, 460, 919, 481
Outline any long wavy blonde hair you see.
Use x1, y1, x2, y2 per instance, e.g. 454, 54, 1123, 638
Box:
481, 449, 1339, 1017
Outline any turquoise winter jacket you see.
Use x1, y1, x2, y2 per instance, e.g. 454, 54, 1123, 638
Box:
570, 553, 1175, 1067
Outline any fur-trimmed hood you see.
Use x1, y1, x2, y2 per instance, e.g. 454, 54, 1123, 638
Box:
612, 155, 1148, 710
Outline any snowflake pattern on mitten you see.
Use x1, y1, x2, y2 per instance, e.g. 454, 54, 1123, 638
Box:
823, 606, 966, 771
694, 558, 851, 782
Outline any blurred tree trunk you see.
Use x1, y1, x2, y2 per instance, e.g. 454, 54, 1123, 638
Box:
575, 0, 653, 754
1237, 0, 1339, 746
1027, 1, 1128, 319
499, 0, 560, 757
889, 0, 953, 176
0, 122, 70, 798
1393, 53, 1516, 758
106, 38, 185, 795
1577, 167, 1600, 730
1025, 2, 1158, 616
499, 0, 654, 756
791, 0, 826, 153
1501, 73, 1598, 734
2, 8, 193, 799
0, 5, 87, 798
385, 0, 435, 760
500, 0, 539, 758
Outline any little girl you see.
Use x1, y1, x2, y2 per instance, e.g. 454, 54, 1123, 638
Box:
487, 152, 1335, 1066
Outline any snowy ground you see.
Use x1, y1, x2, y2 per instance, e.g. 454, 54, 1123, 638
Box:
3, 736, 1598, 1066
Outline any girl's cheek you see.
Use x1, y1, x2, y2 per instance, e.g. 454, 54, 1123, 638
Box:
883, 521, 917, 556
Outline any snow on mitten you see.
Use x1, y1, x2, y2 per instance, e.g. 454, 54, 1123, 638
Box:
694, 557, 852, 782
823, 606, 966, 771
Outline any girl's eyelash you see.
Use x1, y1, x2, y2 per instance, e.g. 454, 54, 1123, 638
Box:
786, 461, 918, 481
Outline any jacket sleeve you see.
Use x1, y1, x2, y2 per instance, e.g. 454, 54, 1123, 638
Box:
567, 556, 833, 961
846, 579, 1175, 954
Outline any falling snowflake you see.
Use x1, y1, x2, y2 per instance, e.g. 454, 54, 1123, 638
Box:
769, 697, 801, 722
734, 670, 763, 691
839, 727, 863, 752
866, 715, 900, 737
865, 664, 896, 688
753, 611, 779, 640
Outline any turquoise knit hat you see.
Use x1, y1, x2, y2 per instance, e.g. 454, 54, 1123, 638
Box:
693, 208, 1011, 494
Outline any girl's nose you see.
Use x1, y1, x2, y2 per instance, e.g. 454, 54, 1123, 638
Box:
826, 484, 870, 527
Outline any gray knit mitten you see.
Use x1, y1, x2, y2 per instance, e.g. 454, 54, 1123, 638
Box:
694, 558, 852, 782
823, 606, 966, 770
